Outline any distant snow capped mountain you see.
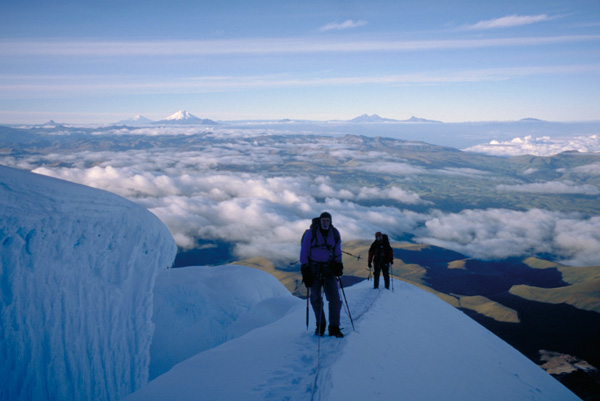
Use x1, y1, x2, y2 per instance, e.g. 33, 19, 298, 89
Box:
155, 110, 217, 125
116, 115, 154, 125
520, 117, 545, 122
350, 114, 397, 123
33, 120, 66, 127
350, 114, 442, 123
164, 110, 197, 121
403, 116, 442, 123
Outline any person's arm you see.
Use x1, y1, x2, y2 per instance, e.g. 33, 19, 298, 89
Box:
300, 230, 311, 265
334, 230, 342, 263
368, 243, 375, 265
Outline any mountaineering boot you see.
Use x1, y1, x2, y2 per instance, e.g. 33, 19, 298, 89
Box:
328, 326, 344, 338
315, 324, 326, 337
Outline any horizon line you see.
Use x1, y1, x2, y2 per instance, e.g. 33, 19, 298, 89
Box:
2, 113, 600, 126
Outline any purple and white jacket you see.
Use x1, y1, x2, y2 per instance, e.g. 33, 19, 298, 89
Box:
300, 227, 342, 265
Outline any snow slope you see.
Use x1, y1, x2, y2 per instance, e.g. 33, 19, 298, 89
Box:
126, 266, 581, 401
149, 265, 296, 379
0, 165, 177, 401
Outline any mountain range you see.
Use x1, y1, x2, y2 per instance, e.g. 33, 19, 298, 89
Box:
115, 110, 218, 125
111, 111, 444, 126
350, 113, 442, 123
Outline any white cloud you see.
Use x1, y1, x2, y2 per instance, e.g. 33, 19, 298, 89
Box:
572, 163, 600, 176
497, 181, 600, 195
416, 208, 600, 266
435, 167, 490, 177
32, 153, 600, 266
356, 186, 426, 205
553, 216, 600, 266
464, 135, 600, 156
356, 161, 425, 175
464, 14, 553, 30
29, 158, 426, 262
3, 35, 597, 57
3, 64, 599, 97
319, 19, 367, 32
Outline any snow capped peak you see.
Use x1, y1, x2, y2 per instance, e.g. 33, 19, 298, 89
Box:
405, 115, 442, 123
164, 110, 198, 121
155, 110, 217, 125
350, 113, 393, 123
115, 115, 154, 125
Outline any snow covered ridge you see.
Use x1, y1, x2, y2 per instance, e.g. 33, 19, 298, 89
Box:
0, 165, 177, 401
127, 266, 580, 401
149, 265, 297, 380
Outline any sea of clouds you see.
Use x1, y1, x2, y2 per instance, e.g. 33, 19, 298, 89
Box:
2, 125, 600, 266
463, 134, 600, 156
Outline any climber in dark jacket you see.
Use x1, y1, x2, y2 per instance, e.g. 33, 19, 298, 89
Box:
368, 232, 394, 289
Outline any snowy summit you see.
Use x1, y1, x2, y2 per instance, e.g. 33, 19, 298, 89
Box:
350, 113, 397, 123
0, 166, 581, 401
154, 110, 218, 125
164, 110, 197, 121
115, 114, 154, 125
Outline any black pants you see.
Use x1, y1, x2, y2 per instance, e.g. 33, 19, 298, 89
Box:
309, 263, 342, 327
373, 262, 390, 289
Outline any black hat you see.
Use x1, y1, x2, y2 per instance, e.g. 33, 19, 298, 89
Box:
319, 212, 332, 221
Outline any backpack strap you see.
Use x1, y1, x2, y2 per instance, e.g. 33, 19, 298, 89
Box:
310, 224, 340, 249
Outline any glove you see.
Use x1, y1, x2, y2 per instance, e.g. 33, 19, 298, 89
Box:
332, 262, 343, 277
301, 264, 313, 287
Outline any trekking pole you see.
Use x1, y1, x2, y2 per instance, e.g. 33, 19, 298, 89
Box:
306, 288, 310, 330
341, 250, 361, 260
311, 282, 325, 401
336, 277, 355, 331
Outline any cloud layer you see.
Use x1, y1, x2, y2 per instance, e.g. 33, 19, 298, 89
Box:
464, 135, 600, 156
416, 209, 600, 267
3, 126, 599, 266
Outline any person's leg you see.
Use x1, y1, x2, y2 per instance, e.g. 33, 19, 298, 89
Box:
323, 277, 342, 327
373, 262, 381, 288
382, 264, 390, 289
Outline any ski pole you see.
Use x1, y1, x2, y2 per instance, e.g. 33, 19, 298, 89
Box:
306, 288, 310, 330
337, 277, 355, 331
341, 250, 361, 260
311, 283, 325, 401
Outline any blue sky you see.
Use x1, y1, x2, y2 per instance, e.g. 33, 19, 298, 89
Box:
0, 0, 599, 124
